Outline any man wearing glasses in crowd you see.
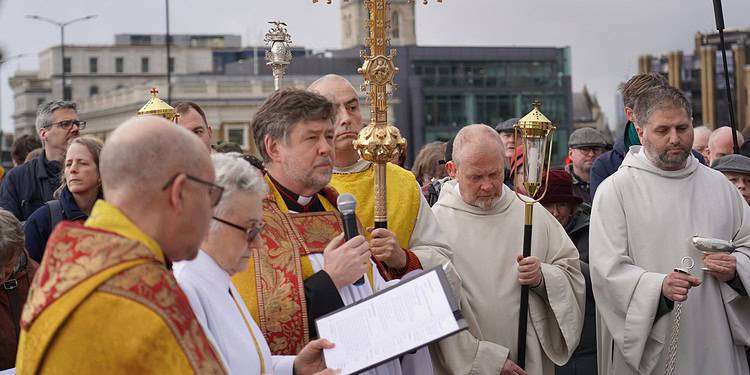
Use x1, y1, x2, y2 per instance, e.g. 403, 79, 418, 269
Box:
0, 100, 84, 221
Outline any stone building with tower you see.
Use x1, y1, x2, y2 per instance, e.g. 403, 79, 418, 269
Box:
638, 29, 750, 131
10, 1, 573, 163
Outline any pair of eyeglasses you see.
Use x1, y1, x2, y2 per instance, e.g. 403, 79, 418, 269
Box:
162, 173, 224, 207
46, 119, 86, 130
212, 216, 266, 243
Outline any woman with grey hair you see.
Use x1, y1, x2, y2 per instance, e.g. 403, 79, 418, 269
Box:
0, 209, 38, 370
173, 153, 336, 375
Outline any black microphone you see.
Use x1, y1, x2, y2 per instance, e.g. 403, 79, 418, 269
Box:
337, 193, 365, 285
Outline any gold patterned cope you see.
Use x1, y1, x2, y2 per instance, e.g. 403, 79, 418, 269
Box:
16, 222, 226, 374
232, 175, 381, 355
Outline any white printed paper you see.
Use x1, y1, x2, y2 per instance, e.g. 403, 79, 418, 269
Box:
316, 271, 459, 374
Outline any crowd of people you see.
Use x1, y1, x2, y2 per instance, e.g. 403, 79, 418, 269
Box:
0, 71, 747, 375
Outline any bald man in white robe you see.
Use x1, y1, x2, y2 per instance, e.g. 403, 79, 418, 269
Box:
430, 124, 585, 375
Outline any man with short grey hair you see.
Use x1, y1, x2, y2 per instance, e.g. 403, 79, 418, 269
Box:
0, 100, 82, 220
591, 85, 750, 375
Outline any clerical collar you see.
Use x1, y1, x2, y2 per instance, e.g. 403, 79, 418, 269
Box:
267, 174, 325, 213
333, 159, 371, 174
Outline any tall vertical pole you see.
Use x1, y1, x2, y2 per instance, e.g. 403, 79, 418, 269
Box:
712, 0, 740, 153
60, 25, 66, 100
166, 0, 172, 104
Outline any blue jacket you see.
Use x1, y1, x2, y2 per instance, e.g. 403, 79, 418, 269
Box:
589, 127, 706, 201
24, 186, 88, 263
0, 152, 61, 221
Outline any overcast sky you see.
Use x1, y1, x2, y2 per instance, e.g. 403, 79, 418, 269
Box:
2, 0, 750, 134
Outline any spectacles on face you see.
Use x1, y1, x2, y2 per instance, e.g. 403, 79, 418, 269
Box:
575, 147, 606, 156
212, 216, 266, 243
45, 119, 86, 131
162, 173, 224, 207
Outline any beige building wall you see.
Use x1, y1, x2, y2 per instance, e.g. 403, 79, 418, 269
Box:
340, 0, 416, 49
38, 45, 213, 100
667, 51, 683, 89
700, 45, 716, 129
76, 74, 395, 155
638, 55, 652, 74
9, 72, 52, 137
11, 45, 214, 135
734, 43, 747, 130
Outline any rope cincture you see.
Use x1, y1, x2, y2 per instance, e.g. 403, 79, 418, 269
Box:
664, 256, 694, 375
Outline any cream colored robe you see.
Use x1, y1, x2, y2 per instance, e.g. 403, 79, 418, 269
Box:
590, 146, 750, 375
431, 180, 585, 375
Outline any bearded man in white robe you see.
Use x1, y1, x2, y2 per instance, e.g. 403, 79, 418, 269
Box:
430, 124, 585, 375
590, 84, 750, 375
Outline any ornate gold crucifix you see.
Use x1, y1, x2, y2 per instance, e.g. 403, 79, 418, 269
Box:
313, 0, 442, 229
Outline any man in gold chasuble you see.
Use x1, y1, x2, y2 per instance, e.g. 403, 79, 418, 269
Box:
16, 116, 226, 374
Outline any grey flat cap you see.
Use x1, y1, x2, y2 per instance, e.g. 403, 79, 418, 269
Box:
712, 154, 750, 174
568, 127, 610, 148
495, 118, 519, 133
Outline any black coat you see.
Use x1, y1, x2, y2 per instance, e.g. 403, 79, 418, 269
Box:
24, 186, 89, 263
0, 152, 61, 221
556, 207, 596, 375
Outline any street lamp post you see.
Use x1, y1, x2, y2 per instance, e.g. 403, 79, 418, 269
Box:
25, 14, 97, 100
165, 0, 171, 104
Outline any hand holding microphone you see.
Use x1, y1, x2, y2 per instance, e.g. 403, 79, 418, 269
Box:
321, 194, 368, 288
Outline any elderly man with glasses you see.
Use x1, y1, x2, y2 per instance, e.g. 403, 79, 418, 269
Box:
0, 100, 84, 221
16, 115, 228, 374
174, 152, 337, 375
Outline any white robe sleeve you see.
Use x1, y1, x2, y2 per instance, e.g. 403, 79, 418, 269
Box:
722, 188, 750, 347
589, 178, 668, 374
430, 294, 510, 375
529, 203, 585, 366
174, 272, 230, 371
271, 355, 295, 375
409, 193, 463, 301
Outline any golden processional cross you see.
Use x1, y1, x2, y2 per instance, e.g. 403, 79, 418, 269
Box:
313, 0, 442, 229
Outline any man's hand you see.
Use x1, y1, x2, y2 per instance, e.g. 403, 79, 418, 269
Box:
703, 253, 737, 282
661, 271, 701, 302
323, 233, 371, 289
368, 227, 406, 269
517, 255, 542, 287
501, 359, 528, 375
293, 338, 335, 375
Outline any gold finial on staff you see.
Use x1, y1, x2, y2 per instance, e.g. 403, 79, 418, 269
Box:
313, 0, 443, 228
137, 87, 177, 122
